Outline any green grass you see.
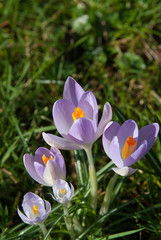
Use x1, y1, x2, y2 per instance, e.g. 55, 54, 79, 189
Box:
0, 0, 161, 239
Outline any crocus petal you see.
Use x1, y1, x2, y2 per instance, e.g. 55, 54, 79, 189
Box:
17, 208, 33, 225
70, 183, 74, 197
23, 192, 34, 202
43, 160, 58, 186
42, 132, 81, 150
38, 200, 51, 222
63, 182, 72, 199
138, 123, 159, 153
50, 147, 61, 155
116, 119, 139, 152
44, 200, 51, 213
53, 99, 75, 136
34, 162, 47, 185
112, 166, 137, 176
63, 76, 85, 106
22, 192, 45, 216
110, 136, 124, 168
95, 102, 112, 140
50, 156, 66, 180
18, 207, 48, 225
35, 147, 53, 164
68, 118, 95, 146
54, 154, 66, 177
124, 140, 147, 166
103, 121, 120, 158
23, 154, 47, 185
78, 91, 98, 128
35, 215, 48, 224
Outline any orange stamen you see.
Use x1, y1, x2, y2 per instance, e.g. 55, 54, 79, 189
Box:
42, 154, 54, 166
122, 136, 137, 160
72, 107, 85, 121
32, 205, 38, 215
59, 189, 66, 195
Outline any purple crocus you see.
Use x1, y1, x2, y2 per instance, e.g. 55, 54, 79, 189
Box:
24, 147, 66, 186
103, 120, 159, 176
42, 76, 112, 150
17, 192, 51, 225
52, 179, 74, 205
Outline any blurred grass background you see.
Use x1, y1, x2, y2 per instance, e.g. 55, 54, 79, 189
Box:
0, 0, 161, 239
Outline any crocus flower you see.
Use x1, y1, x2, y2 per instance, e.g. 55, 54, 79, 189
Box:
103, 119, 159, 176
17, 192, 51, 225
42, 76, 112, 150
52, 179, 74, 205
24, 147, 66, 186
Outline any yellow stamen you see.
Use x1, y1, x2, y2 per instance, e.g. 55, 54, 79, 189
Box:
42, 154, 54, 165
32, 205, 38, 215
122, 136, 137, 160
72, 107, 85, 121
59, 189, 66, 195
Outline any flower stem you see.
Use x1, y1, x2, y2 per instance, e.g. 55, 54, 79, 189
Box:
99, 173, 118, 215
68, 202, 83, 234
73, 215, 83, 234
63, 204, 76, 239
38, 223, 52, 240
84, 147, 98, 211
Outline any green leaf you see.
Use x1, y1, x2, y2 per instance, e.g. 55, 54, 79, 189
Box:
107, 228, 144, 239
113, 106, 127, 124
74, 150, 89, 186
146, 150, 161, 178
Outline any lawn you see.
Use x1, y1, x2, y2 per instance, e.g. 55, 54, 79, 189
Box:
0, 0, 161, 239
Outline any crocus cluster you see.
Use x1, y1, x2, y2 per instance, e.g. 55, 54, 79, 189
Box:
18, 145, 74, 221
18, 76, 159, 236
18, 146, 74, 227
42, 77, 159, 176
